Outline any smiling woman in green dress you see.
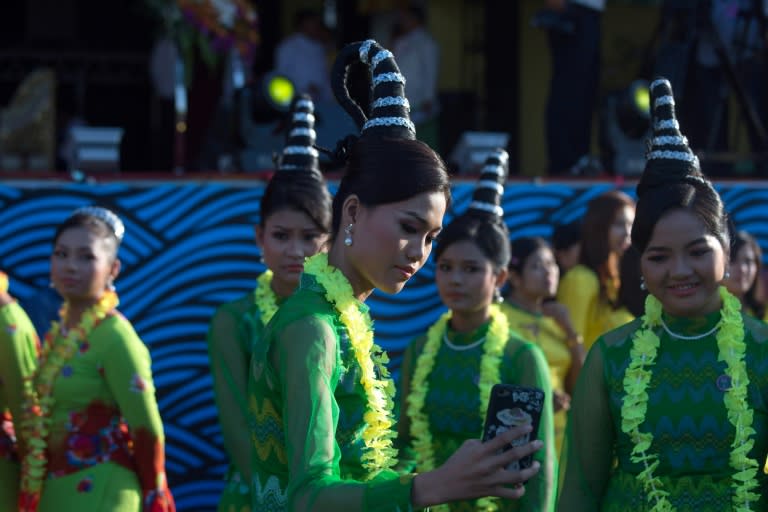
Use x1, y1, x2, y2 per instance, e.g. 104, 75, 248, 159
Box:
247, 39, 543, 512
558, 78, 768, 511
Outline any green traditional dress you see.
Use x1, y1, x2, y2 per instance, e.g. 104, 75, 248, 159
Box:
208, 289, 269, 512
0, 300, 39, 510
558, 312, 768, 511
398, 318, 556, 512
35, 313, 173, 511
248, 273, 417, 512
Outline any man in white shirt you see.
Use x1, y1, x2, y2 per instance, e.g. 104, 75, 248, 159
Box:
392, 6, 441, 151
274, 9, 333, 104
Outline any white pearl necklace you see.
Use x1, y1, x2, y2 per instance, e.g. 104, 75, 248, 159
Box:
659, 316, 720, 340
442, 332, 486, 351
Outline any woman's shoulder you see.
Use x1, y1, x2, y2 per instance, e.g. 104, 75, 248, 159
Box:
503, 330, 545, 360
0, 299, 35, 328
743, 313, 768, 345
597, 317, 643, 349
90, 312, 144, 350
562, 264, 598, 285
215, 290, 257, 317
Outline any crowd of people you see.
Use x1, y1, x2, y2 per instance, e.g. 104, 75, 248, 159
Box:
3, 36, 768, 512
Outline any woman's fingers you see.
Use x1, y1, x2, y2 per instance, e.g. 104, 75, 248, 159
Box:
481, 424, 533, 453
486, 439, 543, 472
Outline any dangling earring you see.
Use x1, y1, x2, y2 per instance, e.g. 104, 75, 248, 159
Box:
344, 223, 354, 247
107, 279, 116, 292
49, 281, 55, 289
494, 288, 504, 303
640, 276, 647, 291
724, 269, 731, 280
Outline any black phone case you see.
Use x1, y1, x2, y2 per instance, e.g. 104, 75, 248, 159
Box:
481, 383, 545, 471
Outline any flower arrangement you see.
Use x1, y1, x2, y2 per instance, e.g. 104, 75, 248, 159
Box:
144, 0, 259, 81
254, 270, 278, 325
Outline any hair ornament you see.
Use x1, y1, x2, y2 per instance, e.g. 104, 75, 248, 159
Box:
642, 77, 701, 180
331, 39, 416, 140
71, 206, 125, 242
276, 93, 323, 179
467, 148, 509, 221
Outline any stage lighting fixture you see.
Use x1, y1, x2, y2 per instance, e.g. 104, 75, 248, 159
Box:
600, 79, 652, 176
250, 72, 295, 123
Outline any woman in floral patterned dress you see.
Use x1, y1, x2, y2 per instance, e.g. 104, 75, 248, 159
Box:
18, 206, 175, 511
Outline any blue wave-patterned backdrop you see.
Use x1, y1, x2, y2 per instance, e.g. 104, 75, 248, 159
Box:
1, 179, 767, 510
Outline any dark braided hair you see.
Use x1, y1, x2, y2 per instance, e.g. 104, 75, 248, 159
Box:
631, 78, 730, 254
434, 149, 510, 270
327, 40, 450, 238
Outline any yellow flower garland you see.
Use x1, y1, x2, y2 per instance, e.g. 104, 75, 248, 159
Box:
406, 305, 509, 512
19, 290, 119, 511
620, 286, 759, 512
303, 253, 397, 477
0, 271, 8, 294
254, 270, 278, 326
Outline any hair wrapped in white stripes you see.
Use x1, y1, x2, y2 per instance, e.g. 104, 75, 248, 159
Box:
331, 39, 416, 140
277, 93, 322, 178
468, 149, 509, 220
645, 78, 700, 172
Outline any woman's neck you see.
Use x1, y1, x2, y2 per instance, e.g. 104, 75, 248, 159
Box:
327, 240, 373, 302
63, 299, 95, 329
450, 306, 490, 333
508, 290, 543, 315
270, 275, 296, 299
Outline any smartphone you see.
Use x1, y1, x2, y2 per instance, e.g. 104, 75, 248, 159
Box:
481, 384, 545, 471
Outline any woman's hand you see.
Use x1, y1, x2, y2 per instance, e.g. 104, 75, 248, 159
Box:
553, 390, 571, 413
411, 424, 543, 507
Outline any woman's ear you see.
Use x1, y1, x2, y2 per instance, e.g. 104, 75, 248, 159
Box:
110, 258, 122, 283
495, 267, 509, 288
342, 194, 360, 226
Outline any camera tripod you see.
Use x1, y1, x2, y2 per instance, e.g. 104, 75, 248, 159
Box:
644, 0, 768, 173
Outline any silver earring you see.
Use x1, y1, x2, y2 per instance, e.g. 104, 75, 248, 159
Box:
724, 270, 731, 280
49, 281, 55, 288
640, 277, 647, 291
494, 288, 504, 303
344, 223, 354, 247
107, 280, 116, 292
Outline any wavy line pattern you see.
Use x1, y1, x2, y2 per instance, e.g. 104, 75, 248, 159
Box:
1, 180, 767, 510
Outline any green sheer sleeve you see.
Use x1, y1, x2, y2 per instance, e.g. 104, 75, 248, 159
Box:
0, 302, 39, 422
271, 314, 416, 512
99, 315, 173, 506
557, 337, 615, 511
206, 295, 258, 481
502, 340, 556, 512
395, 335, 426, 474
